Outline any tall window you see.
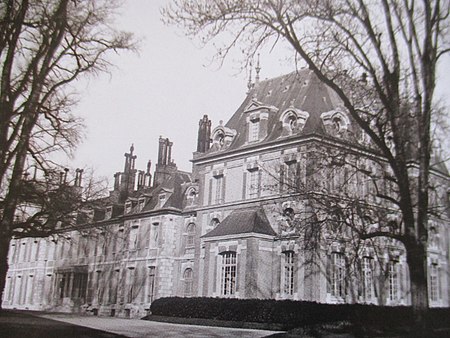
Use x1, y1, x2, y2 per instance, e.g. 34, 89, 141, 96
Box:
388, 261, 399, 301
183, 268, 193, 297
283, 251, 295, 296
249, 119, 260, 142
330, 252, 345, 298
186, 223, 195, 247
247, 169, 259, 198
283, 161, 297, 191
361, 257, 373, 301
430, 263, 440, 302
147, 266, 156, 303
71, 273, 88, 300
127, 268, 136, 303
214, 175, 224, 204
220, 252, 237, 296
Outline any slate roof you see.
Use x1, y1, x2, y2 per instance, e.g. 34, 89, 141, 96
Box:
142, 170, 191, 212
202, 208, 276, 238
215, 69, 343, 153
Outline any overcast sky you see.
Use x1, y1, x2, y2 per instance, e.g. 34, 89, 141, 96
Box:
66, 0, 450, 187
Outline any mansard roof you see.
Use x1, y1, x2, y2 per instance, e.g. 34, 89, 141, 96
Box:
140, 170, 191, 212
224, 69, 344, 149
202, 208, 276, 238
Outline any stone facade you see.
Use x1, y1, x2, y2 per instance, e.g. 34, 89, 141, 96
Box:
3, 70, 449, 317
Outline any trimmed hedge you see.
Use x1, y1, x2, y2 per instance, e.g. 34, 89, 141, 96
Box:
150, 297, 450, 329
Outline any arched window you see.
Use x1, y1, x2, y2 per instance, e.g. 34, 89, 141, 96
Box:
183, 268, 193, 297
186, 223, 195, 247
220, 251, 237, 296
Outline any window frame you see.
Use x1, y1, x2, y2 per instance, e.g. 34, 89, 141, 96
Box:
220, 251, 237, 297
183, 268, 194, 297
282, 251, 295, 296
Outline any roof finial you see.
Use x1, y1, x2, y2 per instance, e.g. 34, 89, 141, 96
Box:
255, 53, 261, 84
247, 61, 253, 91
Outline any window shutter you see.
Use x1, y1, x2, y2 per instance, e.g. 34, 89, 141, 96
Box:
280, 165, 285, 193
257, 169, 262, 197
438, 267, 442, 300
242, 171, 247, 199
296, 162, 302, 190
399, 263, 404, 300
326, 253, 331, 294
357, 259, 363, 299
222, 175, 226, 202
208, 178, 213, 205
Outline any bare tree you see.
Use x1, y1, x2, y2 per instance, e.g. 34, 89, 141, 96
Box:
164, 0, 450, 329
0, 0, 135, 308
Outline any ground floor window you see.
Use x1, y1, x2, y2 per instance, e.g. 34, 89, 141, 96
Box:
183, 268, 193, 297
282, 251, 295, 296
361, 257, 373, 301
147, 266, 156, 303
388, 261, 399, 301
430, 263, 440, 302
330, 252, 345, 298
56, 272, 87, 301
220, 251, 237, 296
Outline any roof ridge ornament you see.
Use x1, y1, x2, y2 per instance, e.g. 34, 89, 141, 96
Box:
247, 61, 253, 92
255, 53, 261, 84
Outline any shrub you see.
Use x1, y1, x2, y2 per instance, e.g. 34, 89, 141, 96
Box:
150, 297, 450, 329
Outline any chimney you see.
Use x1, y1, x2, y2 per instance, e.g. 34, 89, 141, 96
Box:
113, 172, 121, 190
197, 115, 211, 153
137, 170, 145, 190
74, 168, 83, 187
158, 136, 166, 165
145, 160, 152, 187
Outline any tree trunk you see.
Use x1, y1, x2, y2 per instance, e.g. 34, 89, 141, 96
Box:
0, 235, 11, 310
406, 241, 429, 335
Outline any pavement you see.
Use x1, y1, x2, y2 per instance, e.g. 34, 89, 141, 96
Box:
0, 310, 283, 337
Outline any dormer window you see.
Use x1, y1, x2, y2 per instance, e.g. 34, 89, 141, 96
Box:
280, 109, 309, 137
186, 187, 198, 206
249, 117, 260, 142
138, 198, 145, 211
125, 201, 132, 214
211, 126, 237, 150
105, 206, 112, 219
159, 194, 166, 207
321, 110, 350, 135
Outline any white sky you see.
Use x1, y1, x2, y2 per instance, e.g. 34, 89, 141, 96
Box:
66, 0, 450, 187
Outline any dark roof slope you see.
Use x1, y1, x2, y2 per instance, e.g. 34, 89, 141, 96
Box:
202, 208, 276, 238
143, 171, 191, 212
221, 69, 343, 152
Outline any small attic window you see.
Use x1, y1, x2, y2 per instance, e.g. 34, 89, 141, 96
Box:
210, 218, 220, 228
249, 118, 260, 142
159, 193, 166, 207
282, 85, 290, 93
125, 201, 132, 214
138, 198, 145, 211
332, 116, 343, 131
321, 111, 350, 134
105, 206, 112, 219
280, 109, 309, 136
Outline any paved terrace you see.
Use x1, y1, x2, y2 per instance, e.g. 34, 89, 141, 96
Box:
0, 311, 282, 337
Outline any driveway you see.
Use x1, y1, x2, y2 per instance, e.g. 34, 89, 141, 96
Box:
37, 313, 282, 338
